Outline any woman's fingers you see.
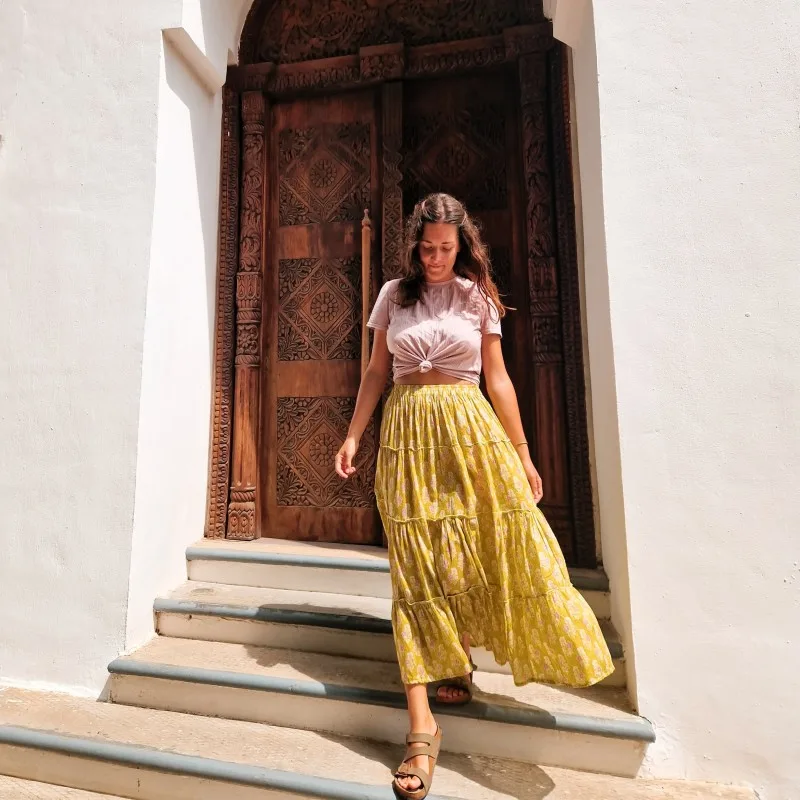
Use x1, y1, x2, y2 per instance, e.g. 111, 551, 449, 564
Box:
528, 469, 543, 503
334, 451, 348, 479
335, 446, 357, 479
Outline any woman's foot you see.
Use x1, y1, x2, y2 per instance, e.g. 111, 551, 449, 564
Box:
435, 673, 472, 703
435, 633, 474, 704
394, 714, 439, 795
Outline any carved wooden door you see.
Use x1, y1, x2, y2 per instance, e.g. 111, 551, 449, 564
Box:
403, 69, 579, 563
262, 90, 381, 544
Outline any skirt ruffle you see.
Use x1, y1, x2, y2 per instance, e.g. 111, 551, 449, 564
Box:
375, 384, 614, 688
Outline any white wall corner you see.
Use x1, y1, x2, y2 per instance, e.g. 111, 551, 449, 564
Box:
162, 27, 225, 94
544, 0, 590, 48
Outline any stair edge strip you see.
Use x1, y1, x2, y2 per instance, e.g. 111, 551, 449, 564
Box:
186, 548, 390, 573
155, 598, 391, 634
153, 598, 624, 660
107, 659, 654, 742
185, 548, 610, 592
0, 724, 459, 800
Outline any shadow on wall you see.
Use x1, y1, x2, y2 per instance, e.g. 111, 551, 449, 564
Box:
162, 36, 223, 363
567, 5, 637, 700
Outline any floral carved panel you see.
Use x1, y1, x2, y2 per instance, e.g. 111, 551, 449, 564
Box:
276, 397, 376, 507
279, 123, 370, 226
278, 257, 362, 361
403, 99, 508, 214
246, 0, 543, 65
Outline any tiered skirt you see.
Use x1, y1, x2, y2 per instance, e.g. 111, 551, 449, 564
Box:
375, 384, 614, 688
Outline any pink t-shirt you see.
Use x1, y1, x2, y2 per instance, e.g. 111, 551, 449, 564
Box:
366, 276, 502, 385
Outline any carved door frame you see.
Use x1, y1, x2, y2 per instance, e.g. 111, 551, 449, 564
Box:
204, 24, 597, 567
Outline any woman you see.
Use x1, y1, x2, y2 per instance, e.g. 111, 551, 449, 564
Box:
335, 193, 613, 799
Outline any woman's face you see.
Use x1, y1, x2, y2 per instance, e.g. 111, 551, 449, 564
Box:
418, 222, 459, 283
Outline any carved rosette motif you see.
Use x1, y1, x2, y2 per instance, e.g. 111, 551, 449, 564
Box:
279, 123, 370, 226
548, 45, 596, 566
276, 397, 376, 507
278, 257, 362, 361
206, 88, 240, 539
404, 98, 507, 214
227, 91, 267, 541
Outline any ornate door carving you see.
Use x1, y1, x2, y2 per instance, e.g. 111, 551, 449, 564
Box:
402, 67, 582, 563
261, 91, 382, 543
210, 11, 595, 564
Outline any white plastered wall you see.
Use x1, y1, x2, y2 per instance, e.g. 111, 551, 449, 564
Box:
124, 38, 221, 650
125, 0, 252, 651
0, 0, 252, 691
564, 1, 800, 797
562, 6, 638, 702
0, 0, 176, 693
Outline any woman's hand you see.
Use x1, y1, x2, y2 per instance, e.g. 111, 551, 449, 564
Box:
335, 436, 359, 479
521, 456, 543, 504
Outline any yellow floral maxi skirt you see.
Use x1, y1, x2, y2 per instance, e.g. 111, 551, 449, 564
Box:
375, 384, 614, 688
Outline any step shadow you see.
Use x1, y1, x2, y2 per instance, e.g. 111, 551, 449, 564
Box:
239, 632, 572, 798
241, 625, 623, 721
242, 637, 560, 717
315, 731, 558, 800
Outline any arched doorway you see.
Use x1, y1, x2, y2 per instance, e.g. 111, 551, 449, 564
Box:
206, 0, 597, 567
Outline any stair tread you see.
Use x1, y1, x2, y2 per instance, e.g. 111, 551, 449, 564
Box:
188, 536, 391, 563
115, 636, 635, 724
0, 775, 124, 799
165, 580, 392, 620
159, 581, 622, 655
187, 539, 611, 592
0, 689, 752, 800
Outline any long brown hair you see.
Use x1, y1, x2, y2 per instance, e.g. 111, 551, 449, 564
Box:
397, 193, 507, 319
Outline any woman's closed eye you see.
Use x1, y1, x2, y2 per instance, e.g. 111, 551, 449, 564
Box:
421, 245, 454, 254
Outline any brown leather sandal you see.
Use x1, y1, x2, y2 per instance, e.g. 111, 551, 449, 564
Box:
434, 661, 477, 706
392, 726, 442, 800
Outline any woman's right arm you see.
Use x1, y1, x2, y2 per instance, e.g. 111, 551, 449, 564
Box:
335, 329, 391, 478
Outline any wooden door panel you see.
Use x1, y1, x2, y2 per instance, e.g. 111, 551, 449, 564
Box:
402, 70, 536, 464
402, 69, 578, 561
263, 90, 381, 544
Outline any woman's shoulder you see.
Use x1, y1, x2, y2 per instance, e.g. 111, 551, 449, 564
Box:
453, 275, 483, 305
379, 278, 402, 296
453, 276, 497, 317
455, 275, 477, 292
374, 279, 402, 313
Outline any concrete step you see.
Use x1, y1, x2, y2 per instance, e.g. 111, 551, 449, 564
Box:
0, 689, 754, 800
0, 775, 127, 799
185, 540, 612, 619
108, 636, 652, 777
155, 580, 626, 687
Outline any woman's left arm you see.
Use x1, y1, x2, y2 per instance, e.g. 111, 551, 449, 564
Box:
482, 334, 543, 503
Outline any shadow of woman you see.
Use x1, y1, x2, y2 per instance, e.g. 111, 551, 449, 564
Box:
316, 730, 558, 800
240, 629, 559, 800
